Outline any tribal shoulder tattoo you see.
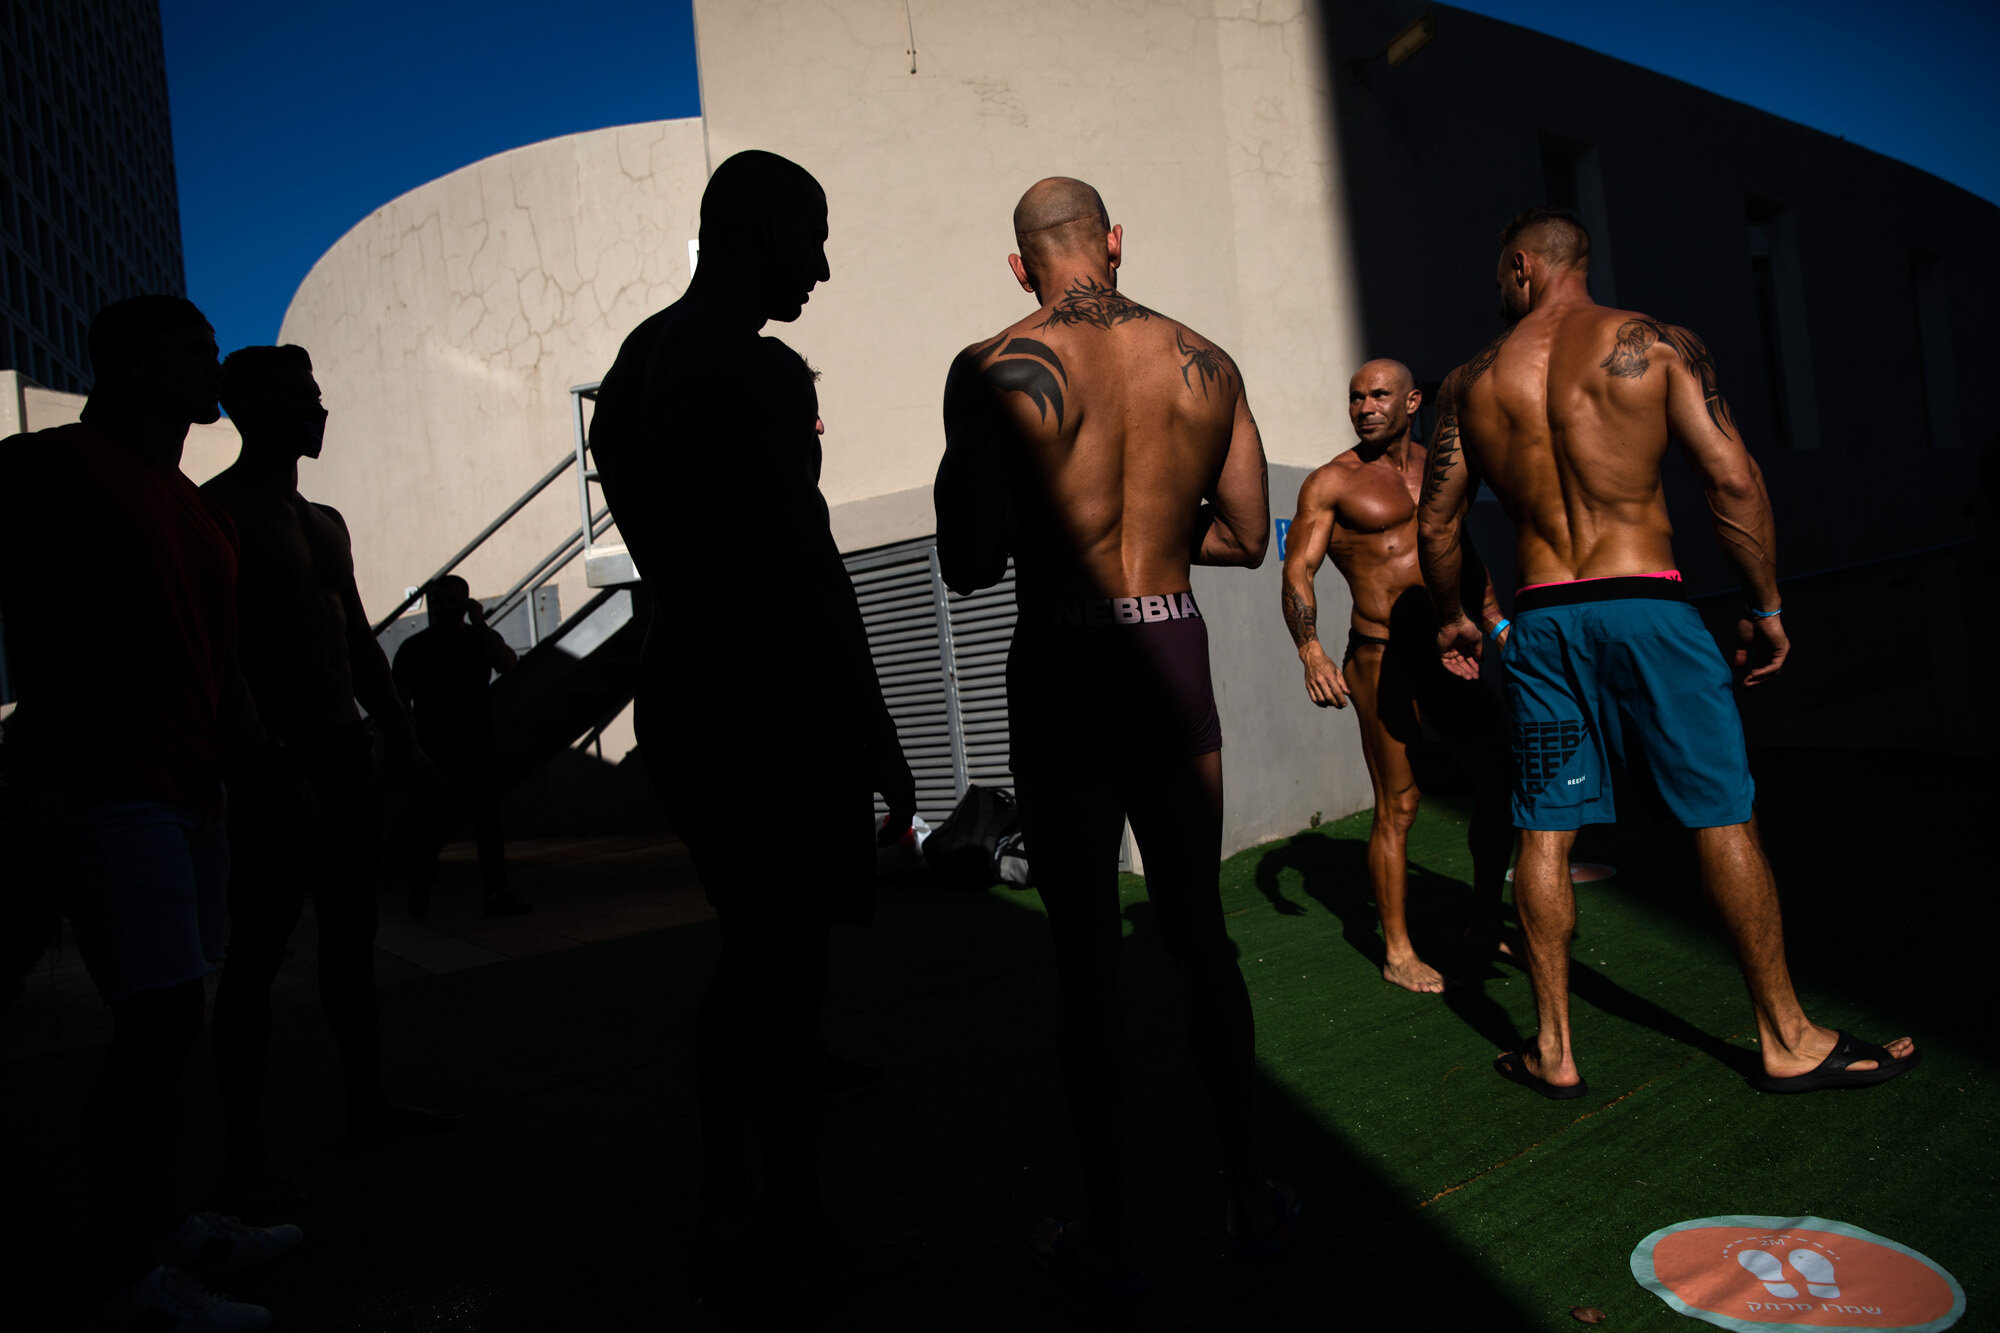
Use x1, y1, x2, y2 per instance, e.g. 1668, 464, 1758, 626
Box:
978, 335, 1070, 429
1420, 380, 1465, 510
1599, 318, 1737, 435
1035, 276, 1157, 331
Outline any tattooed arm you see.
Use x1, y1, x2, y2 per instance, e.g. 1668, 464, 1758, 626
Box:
1193, 376, 1270, 567
1281, 467, 1350, 708
1416, 369, 1486, 679
935, 340, 1014, 594
1457, 527, 1505, 640
1657, 322, 1787, 684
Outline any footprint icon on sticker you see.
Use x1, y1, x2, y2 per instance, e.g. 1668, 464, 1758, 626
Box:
1788, 1248, 1840, 1298
1738, 1249, 1798, 1297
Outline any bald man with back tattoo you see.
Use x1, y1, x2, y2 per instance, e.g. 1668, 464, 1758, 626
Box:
1417, 206, 1918, 1099
936, 177, 1296, 1295
1281, 358, 1515, 993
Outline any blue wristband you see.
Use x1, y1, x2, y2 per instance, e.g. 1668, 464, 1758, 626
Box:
1748, 606, 1782, 619
1488, 618, 1510, 641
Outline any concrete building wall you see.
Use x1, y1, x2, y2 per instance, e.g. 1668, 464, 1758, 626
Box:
277, 118, 709, 631
694, 0, 1361, 494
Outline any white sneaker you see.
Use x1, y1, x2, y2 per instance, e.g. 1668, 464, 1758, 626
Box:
93, 1265, 272, 1332
156, 1211, 303, 1276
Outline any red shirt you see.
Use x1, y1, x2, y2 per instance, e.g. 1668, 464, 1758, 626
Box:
0, 420, 240, 813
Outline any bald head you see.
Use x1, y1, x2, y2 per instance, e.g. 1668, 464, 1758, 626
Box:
1348, 358, 1421, 448
1012, 177, 1113, 278
1014, 177, 1108, 240
1352, 359, 1414, 396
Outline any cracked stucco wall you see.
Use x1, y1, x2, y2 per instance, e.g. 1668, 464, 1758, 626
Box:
695, 0, 1371, 849
278, 119, 707, 630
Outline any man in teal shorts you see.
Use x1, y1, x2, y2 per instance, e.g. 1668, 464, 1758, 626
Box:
1415, 207, 1917, 1099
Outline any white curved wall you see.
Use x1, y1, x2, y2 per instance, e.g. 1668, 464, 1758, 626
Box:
279, 119, 708, 620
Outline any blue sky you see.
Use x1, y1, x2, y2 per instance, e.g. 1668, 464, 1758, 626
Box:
162, 1, 1999, 363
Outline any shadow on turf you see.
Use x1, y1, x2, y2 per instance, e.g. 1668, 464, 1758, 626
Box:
1249, 818, 1752, 1074
695, 875, 1557, 1327
1514, 749, 1981, 1062
15, 870, 1556, 1329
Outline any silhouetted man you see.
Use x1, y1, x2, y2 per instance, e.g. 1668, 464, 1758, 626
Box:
936, 178, 1292, 1293
392, 573, 527, 917
202, 344, 461, 1208
1416, 207, 1918, 1098
587, 150, 916, 1288
1281, 359, 1514, 992
0, 298, 297, 1331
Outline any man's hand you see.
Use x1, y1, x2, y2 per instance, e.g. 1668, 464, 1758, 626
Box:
1734, 612, 1788, 686
1436, 615, 1484, 680
1300, 643, 1350, 709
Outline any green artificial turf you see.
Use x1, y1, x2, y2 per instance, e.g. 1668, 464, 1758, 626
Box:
9, 749, 1993, 1330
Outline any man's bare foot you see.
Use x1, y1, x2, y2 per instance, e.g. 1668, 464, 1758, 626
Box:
1464, 923, 1524, 960
1494, 1043, 1586, 1100
1382, 954, 1448, 993
348, 1100, 466, 1139
215, 1164, 310, 1210
1749, 1028, 1918, 1092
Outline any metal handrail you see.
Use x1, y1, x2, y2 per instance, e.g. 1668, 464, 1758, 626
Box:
571, 380, 602, 547
370, 451, 580, 634
484, 506, 617, 645
370, 381, 616, 646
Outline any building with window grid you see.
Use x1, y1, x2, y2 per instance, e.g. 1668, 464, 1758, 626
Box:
0, 0, 184, 394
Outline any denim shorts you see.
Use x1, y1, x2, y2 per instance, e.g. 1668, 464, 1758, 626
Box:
53, 798, 230, 1003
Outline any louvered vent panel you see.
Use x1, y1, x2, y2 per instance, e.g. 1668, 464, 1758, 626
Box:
947, 563, 1018, 793
847, 541, 959, 824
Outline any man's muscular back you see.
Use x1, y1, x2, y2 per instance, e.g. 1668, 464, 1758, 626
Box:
1447, 303, 1742, 586
944, 277, 1263, 598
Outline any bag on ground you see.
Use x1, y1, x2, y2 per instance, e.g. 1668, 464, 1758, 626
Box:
922, 783, 1018, 886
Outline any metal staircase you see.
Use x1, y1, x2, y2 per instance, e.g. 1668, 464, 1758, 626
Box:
372, 382, 646, 790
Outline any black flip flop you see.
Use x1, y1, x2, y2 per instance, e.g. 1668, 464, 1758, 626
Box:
1494, 1046, 1588, 1100
1748, 1030, 1921, 1093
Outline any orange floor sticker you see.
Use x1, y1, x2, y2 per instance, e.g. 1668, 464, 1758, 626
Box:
1632, 1216, 1964, 1331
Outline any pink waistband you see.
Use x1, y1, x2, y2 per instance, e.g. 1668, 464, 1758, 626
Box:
1517, 569, 1681, 594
